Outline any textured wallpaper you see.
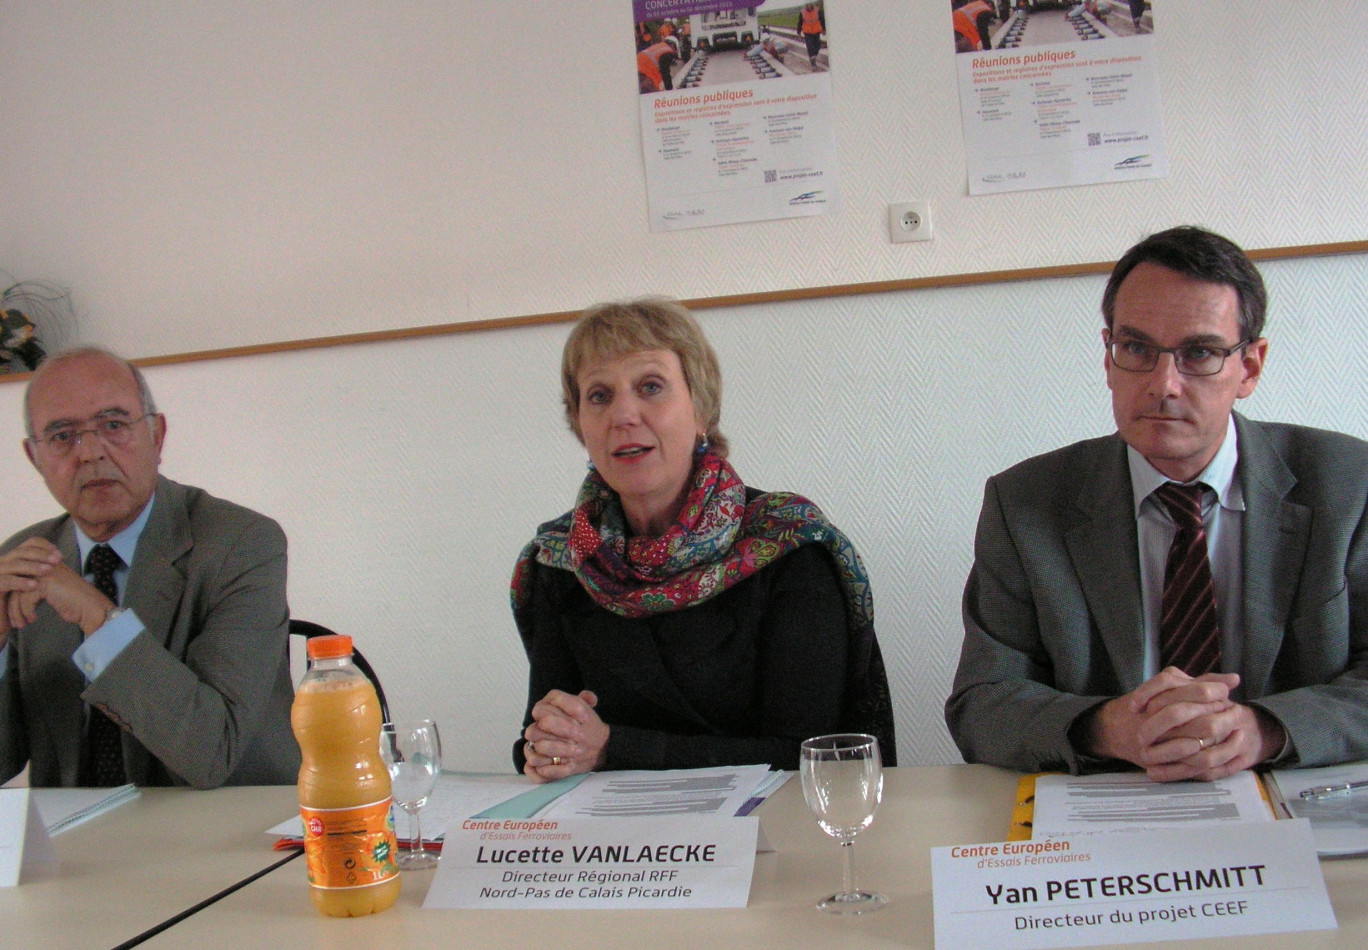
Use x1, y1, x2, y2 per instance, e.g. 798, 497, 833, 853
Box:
1, 254, 1363, 772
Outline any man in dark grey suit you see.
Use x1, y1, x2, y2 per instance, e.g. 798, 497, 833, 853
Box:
0, 347, 299, 787
947, 226, 1368, 781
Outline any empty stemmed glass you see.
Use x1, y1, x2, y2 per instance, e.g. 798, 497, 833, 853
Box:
800, 733, 887, 914
379, 719, 442, 870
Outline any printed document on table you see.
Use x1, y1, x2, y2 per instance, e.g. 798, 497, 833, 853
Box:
1030, 771, 1272, 837
538, 765, 776, 819
1268, 761, 1368, 856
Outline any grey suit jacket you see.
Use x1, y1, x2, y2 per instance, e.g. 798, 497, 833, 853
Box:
946, 413, 1368, 774
0, 476, 300, 787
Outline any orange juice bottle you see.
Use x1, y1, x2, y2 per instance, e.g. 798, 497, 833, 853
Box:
292, 634, 401, 916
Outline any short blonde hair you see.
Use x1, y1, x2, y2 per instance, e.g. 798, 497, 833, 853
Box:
561, 298, 728, 457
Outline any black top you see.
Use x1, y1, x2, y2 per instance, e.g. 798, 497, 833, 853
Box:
514, 544, 853, 772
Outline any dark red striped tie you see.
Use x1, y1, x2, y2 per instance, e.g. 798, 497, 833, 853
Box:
1154, 482, 1221, 676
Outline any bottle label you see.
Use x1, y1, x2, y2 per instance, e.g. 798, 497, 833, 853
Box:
299, 798, 400, 890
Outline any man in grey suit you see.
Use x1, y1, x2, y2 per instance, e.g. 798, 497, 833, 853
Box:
946, 226, 1368, 781
0, 347, 299, 787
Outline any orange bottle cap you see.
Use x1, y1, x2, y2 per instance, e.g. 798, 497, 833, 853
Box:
306, 634, 354, 660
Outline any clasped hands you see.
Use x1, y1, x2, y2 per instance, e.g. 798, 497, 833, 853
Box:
523, 689, 610, 783
1085, 666, 1286, 782
0, 537, 113, 641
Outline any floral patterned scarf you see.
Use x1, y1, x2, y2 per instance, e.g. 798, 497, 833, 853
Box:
511, 451, 872, 626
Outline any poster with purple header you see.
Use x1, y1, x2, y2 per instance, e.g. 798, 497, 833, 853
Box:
950, 0, 1168, 195
634, 1, 840, 231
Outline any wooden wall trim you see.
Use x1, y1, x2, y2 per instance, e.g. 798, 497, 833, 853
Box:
3, 240, 1364, 382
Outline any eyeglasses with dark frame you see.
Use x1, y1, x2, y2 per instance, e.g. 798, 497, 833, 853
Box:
29, 414, 156, 456
1105, 334, 1251, 377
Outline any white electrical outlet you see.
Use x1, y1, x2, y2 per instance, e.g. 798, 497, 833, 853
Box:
889, 201, 933, 243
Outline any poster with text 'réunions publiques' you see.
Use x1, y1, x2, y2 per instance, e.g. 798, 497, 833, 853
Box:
952, 0, 1167, 195
634, 1, 840, 231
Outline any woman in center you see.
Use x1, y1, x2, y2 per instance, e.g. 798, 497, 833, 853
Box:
511, 298, 894, 779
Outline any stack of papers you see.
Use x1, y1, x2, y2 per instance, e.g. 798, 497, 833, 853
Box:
477, 764, 782, 821
1266, 761, 1368, 856
1027, 771, 1272, 838
1014, 766, 1368, 858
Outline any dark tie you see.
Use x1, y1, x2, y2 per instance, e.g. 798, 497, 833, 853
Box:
1153, 482, 1221, 677
82, 544, 128, 787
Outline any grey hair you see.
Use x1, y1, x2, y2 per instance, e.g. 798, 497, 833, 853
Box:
23, 346, 159, 439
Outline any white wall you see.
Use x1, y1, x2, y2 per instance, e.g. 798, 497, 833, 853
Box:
3, 2, 1367, 357
3, 0, 1366, 771
2, 253, 1364, 772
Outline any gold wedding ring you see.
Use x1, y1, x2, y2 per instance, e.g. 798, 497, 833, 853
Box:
1196, 737, 1205, 750
552, 756, 562, 766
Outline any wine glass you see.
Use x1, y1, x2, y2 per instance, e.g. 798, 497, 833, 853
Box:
379, 719, 442, 870
800, 733, 887, 914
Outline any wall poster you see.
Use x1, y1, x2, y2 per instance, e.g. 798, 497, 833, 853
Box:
951, 1, 1167, 195
634, 1, 840, 231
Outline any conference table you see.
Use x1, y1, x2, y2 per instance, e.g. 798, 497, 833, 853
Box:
9, 766, 1368, 949
0, 785, 299, 949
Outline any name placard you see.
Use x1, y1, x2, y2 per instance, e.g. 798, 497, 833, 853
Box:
0, 790, 59, 887
423, 815, 758, 909
931, 818, 1335, 949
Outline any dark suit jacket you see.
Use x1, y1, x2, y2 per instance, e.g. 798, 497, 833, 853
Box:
946, 414, 1368, 773
0, 476, 300, 787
